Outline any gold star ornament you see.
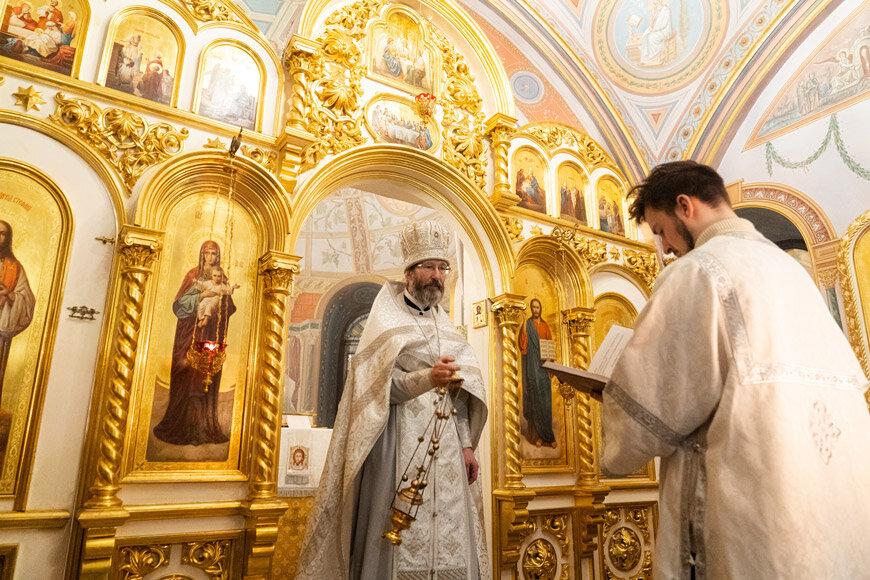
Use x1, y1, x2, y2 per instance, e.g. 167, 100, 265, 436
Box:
13, 86, 46, 112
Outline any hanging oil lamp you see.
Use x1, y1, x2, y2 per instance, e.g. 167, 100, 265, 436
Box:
186, 128, 242, 393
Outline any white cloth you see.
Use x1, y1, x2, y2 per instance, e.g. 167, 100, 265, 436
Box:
296, 281, 489, 580
602, 218, 870, 579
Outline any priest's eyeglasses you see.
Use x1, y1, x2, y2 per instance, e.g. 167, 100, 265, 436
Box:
415, 262, 451, 273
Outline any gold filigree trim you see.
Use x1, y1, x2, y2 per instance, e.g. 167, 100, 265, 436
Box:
50, 93, 189, 192
118, 544, 170, 580
602, 506, 654, 580
522, 538, 558, 580
623, 249, 659, 292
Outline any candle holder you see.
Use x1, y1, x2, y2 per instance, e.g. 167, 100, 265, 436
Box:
414, 92, 437, 120
186, 340, 228, 393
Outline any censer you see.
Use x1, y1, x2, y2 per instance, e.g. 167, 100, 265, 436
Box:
384, 376, 462, 546
186, 129, 242, 392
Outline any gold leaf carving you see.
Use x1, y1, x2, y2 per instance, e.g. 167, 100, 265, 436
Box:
602, 506, 654, 580
184, 0, 241, 22
837, 208, 870, 381
623, 249, 659, 292
543, 514, 571, 580
296, 0, 384, 170
181, 540, 232, 579
118, 544, 170, 580
50, 93, 188, 192
204, 138, 226, 150
521, 123, 610, 166
522, 538, 558, 580
551, 227, 608, 267
502, 216, 524, 242
241, 145, 278, 172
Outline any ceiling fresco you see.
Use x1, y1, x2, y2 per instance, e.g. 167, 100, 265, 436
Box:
231, 0, 864, 172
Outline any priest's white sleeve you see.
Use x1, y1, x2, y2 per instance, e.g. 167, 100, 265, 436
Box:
602, 257, 728, 475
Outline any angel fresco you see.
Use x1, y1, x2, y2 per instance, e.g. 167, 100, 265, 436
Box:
151, 240, 236, 448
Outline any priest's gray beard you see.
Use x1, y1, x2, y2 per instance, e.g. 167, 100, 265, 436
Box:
408, 277, 443, 309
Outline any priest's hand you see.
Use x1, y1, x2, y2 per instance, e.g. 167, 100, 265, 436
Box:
431, 355, 462, 390
463, 447, 478, 484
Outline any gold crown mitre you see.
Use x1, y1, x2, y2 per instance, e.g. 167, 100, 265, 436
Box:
400, 220, 450, 270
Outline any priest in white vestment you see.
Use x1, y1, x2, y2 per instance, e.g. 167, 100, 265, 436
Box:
296, 219, 489, 580
601, 161, 870, 579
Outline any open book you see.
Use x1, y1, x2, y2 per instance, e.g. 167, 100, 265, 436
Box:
543, 325, 633, 395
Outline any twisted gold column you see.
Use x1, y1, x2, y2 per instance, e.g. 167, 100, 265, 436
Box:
485, 114, 520, 211
242, 251, 299, 579
78, 226, 162, 578
491, 294, 527, 489
562, 307, 596, 485
278, 36, 318, 195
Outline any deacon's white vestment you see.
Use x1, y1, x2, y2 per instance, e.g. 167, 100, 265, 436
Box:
602, 218, 870, 579
296, 281, 489, 580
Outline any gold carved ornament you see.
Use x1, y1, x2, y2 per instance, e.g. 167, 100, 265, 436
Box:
521, 538, 558, 580
837, 208, 870, 381
503, 216, 524, 242
543, 515, 571, 580
602, 507, 654, 580
623, 249, 659, 293
551, 226, 608, 268
12, 85, 46, 112
50, 93, 189, 193
118, 544, 170, 580
183, 0, 241, 23
182, 540, 232, 579
522, 123, 610, 166
430, 27, 488, 192
241, 145, 278, 172
292, 1, 383, 170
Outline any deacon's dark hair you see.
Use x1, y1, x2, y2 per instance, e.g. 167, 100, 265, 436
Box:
627, 161, 730, 223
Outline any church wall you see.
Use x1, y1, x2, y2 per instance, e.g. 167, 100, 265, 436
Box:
0, 122, 117, 579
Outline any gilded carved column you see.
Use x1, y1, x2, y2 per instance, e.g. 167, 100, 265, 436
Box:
242, 251, 300, 580
491, 293, 527, 489
562, 307, 596, 485
278, 35, 318, 195
78, 226, 162, 578
485, 113, 520, 211
491, 294, 536, 571
562, 307, 609, 557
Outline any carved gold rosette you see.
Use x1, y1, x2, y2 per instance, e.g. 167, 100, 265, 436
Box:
50, 93, 188, 192
601, 505, 655, 580
522, 538, 558, 580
